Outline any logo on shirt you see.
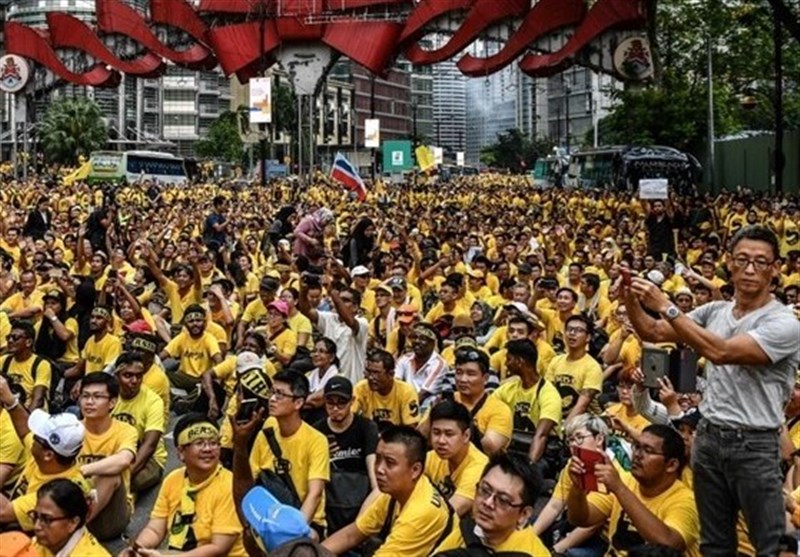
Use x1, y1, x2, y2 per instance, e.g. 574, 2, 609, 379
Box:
114, 413, 136, 426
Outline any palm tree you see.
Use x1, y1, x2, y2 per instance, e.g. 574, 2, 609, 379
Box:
40, 97, 107, 164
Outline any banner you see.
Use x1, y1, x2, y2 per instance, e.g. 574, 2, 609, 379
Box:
364, 118, 380, 148
415, 145, 436, 173
382, 140, 413, 172
249, 77, 272, 124
456, 152, 465, 167
433, 146, 444, 166
638, 178, 668, 200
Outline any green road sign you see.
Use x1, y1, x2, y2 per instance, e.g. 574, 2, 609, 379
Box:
382, 140, 413, 172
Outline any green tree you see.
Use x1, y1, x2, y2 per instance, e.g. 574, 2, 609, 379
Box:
195, 110, 245, 164
40, 97, 107, 164
480, 129, 555, 172
596, 0, 800, 153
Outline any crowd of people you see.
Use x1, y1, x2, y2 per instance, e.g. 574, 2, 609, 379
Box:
0, 174, 798, 557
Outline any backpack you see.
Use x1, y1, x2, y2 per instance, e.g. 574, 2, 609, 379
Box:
433, 516, 530, 557
467, 393, 489, 449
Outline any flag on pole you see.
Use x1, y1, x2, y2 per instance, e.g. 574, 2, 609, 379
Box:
331, 152, 367, 201
415, 145, 436, 173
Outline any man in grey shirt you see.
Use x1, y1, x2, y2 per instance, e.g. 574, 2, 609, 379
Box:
622, 225, 800, 557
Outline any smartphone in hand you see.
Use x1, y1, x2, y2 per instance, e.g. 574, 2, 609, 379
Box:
236, 398, 259, 424
572, 447, 605, 492
620, 267, 632, 287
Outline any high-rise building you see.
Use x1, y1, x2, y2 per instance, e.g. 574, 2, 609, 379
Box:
432, 57, 466, 157
1, 0, 231, 158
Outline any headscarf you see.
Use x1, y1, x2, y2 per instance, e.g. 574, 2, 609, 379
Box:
67, 280, 96, 350
471, 300, 494, 337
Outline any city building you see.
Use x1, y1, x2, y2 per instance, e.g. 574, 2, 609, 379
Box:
1, 0, 231, 159
432, 57, 466, 158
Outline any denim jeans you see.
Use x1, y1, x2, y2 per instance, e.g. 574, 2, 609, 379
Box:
692, 419, 784, 557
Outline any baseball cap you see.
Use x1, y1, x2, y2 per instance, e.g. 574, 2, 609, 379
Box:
452, 314, 474, 329
268, 300, 289, 317
372, 284, 392, 296
324, 376, 353, 400
28, 409, 84, 457
236, 351, 264, 375
388, 277, 406, 290
260, 277, 279, 291
646, 270, 665, 286
672, 408, 702, 430
241, 486, 310, 553
239, 367, 273, 400
42, 290, 66, 305
351, 265, 370, 276
466, 268, 485, 279
396, 304, 418, 324
503, 301, 529, 314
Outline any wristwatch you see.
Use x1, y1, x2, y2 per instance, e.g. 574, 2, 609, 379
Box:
663, 304, 682, 321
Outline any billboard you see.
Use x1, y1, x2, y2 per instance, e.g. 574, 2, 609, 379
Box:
364, 118, 380, 148
382, 140, 413, 172
249, 77, 272, 124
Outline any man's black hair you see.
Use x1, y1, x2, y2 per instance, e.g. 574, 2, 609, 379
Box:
729, 224, 780, 260
273, 369, 310, 399
366, 349, 395, 373
642, 424, 687, 472
9, 319, 36, 340
380, 425, 427, 467
430, 400, 471, 432
505, 339, 538, 369
81, 372, 120, 399
480, 452, 541, 507
565, 313, 594, 337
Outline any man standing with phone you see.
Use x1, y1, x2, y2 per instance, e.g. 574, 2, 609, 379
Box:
623, 225, 800, 556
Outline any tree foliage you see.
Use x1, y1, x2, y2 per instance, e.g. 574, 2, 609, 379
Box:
480, 129, 555, 172
596, 0, 800, 154
195, 110, 245, 164
40, 97, 107, 165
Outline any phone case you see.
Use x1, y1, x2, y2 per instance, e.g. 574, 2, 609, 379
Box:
642, 347, 670, 389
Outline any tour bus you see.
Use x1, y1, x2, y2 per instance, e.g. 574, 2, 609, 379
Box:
87, 150, 188, 185
531, 155, 569, 188
565, 145, 701, 193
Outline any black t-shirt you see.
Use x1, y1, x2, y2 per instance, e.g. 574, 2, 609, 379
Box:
313, 414, 379, 474
645, 213, 675, 257
204, 212, 226, 247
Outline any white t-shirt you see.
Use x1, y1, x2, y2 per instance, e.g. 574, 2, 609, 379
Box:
316, 311, 369, 384
307, 364, 340, 393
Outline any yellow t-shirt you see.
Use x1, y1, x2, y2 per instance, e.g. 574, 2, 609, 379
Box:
11, 434, 91, 531
162, 279, 201, 325
545, 353, 603, 416
249, 418, 330, 525
111, 387, 168, 468
607, 330, 642, 371
604, 403, 652, 436
78, 419, 138, 492
32, 528, 110, 556
0, 290, 44, 320
490, 377, 562, 449
241, 298, 269, 325
58, 317, 81, 363
287, 311, 314, 350
151, 466, 246, 557
424, 444, 488, 503
587, 474, 700, 557
352, 378, 421, 430
143, 363, 171, 425
0, 312, 10, 352
491, 341, 555, 381
454, 392, 512, 446
81, 333, 122, 374
0, 354, 52, 405
356, 476, 451, 557
269, 327, 298, 363
0, 409, 25, 488
433, 520, 550, 556
164, 331, 221, 378
482, 326, 507, 353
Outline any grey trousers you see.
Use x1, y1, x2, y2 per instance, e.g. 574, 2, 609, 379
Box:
692, 419, 784, 557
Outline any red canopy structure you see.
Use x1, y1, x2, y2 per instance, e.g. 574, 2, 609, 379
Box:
4, 0, 649, 88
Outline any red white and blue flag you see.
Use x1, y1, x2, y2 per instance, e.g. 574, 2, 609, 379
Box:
330, 152, 367, 202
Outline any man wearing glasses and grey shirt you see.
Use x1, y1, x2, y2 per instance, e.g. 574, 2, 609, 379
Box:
622, 224, 800, 557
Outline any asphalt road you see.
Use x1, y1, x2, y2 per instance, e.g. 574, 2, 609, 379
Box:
105, 416, 181, 555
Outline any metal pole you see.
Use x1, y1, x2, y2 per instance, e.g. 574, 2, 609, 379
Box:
707, 36, 715, 191
774, 11, 784, 194
370, 75, 376, 182
297, 95, 303, 178
11, 95, 17, 178
309, 92, 315, 176
22, 94, 28, 181
564, 81, 571, 155
259, 1, 267, 187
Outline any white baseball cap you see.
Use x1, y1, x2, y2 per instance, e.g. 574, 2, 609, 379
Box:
28, 409, 84, 457
236, 351, 265, 376
351, 265, 370, 276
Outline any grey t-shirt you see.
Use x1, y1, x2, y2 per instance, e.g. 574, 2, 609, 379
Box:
689, 299, 800, 429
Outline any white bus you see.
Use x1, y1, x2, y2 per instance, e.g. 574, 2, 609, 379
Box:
87, 150, 188, 185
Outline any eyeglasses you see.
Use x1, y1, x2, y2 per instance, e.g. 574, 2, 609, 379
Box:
80, 392, 111, 401
324, 397, 351, 408
185, 438, 221, 450
475, 481, 526, 511
27, 511, 73, 527
731, 255, 773, 271
6, 334, 26, 342
268, 389, 300, 401
565, 326, 588, 335
568, 432, 597, 445
631, 442, 664, 457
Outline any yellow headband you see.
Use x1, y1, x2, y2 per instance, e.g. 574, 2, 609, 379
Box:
129, 336, 157, 354
177, 422, 219, 446
91, 307, 111, 320
184, 311, 206, 323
